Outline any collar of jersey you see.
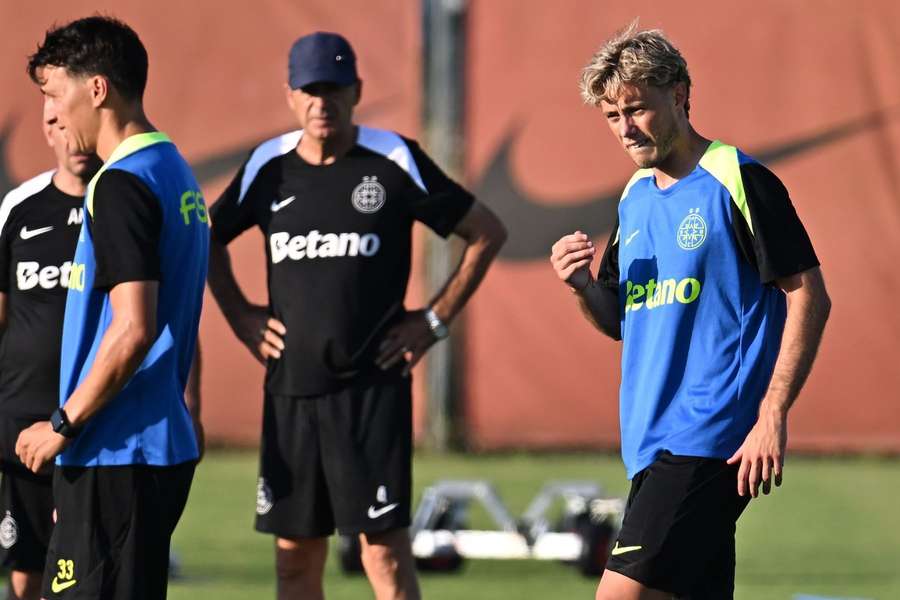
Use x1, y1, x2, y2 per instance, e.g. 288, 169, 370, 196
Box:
104, 131, 171, 166
644, 140, 720, 197
86, 132, 171, 217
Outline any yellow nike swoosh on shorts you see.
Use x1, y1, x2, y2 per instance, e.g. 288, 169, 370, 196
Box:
610, 542, 643, 556
51, 577, 78, 593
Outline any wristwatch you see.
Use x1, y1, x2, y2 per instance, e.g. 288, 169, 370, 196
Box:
50, 408, 80, 439
423, 307, 449, 340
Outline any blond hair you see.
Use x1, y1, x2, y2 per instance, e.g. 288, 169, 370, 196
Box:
580, 20, 691, 114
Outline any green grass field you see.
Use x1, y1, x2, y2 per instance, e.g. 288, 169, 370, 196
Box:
169, 451, 900, 600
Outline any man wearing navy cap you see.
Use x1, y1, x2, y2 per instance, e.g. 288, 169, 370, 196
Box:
208, 32, 506, 599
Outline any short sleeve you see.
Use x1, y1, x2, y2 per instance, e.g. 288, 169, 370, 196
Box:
209, 159, 257, 245
731, 162, 819, 283
596, 217, 620, 291
403, 139, 475, 237
91, 169, 163, 290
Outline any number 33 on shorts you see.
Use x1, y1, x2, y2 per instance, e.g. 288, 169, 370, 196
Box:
51, 558, 77, 593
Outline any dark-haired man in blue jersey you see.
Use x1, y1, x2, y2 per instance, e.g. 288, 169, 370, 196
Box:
551, 22, 831, 600
15, 15, 207, 600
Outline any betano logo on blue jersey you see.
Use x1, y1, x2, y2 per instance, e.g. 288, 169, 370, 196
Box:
625, 277, 702, 312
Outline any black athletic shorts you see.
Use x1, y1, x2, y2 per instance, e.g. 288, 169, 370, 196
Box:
0, 464, 53, 573
42, 461, 195, 600
255, 377, 412, 538
605, 451, 751, 599
0, 415, 55, 573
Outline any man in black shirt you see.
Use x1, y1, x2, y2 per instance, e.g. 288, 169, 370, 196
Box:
0, 110, 100, 600
208, 32, 506, 600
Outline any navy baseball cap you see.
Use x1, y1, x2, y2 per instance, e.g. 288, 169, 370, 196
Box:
288, 32, 358, 89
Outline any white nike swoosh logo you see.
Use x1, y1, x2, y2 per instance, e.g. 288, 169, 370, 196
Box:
367, 503, 399, 519
624, 229, 640, 246
20, 225, 54, 240
271, 196, 296, 212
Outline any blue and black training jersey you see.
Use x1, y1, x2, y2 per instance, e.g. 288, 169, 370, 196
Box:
597, 140, 819, 479
59, 132, 209, 467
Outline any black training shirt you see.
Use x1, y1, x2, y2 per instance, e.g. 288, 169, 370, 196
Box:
0, 171, 84, 420
210, 127, 475, 395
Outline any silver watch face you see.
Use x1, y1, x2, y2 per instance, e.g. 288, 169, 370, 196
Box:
425, 309, 449, 339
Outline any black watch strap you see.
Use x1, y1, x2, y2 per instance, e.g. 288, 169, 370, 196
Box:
50, 408, 80, 439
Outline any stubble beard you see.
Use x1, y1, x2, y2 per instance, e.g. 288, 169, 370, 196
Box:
635, 124, 678, 169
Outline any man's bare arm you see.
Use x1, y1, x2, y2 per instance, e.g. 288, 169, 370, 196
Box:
207, 240, 285, 364
58, 281, 159, 426
375, 201, 506, 374
762, 267, 832, 412
550, 231, 621, 340
428, 201, 507, 323
728, 266, 831, 497
16, 281, 158, 472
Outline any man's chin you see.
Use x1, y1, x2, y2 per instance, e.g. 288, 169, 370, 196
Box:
632, 155, 659, 169
627, 147, 659, 169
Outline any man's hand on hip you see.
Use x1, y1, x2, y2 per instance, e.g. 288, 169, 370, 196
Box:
727, 403, 787, 498
376, 310, 437, 376
15, 421, 69, 474
233, 304, 286, 364
550, 231, 596, 291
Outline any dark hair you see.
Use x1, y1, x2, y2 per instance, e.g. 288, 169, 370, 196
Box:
27, 16, 148, 101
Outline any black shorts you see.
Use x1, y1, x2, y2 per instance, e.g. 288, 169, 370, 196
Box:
256, 377, 412, 538
42, 461, 195, 600
0, 464, 53, 573
605, 452, 751, 599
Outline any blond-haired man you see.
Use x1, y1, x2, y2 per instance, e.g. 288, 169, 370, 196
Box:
550, 23, 830, 599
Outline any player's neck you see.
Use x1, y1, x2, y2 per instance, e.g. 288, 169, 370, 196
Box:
95, 106, 156, 161
653, 128, 711, 190
296, 126, 358, 165
52, 168, 88, 198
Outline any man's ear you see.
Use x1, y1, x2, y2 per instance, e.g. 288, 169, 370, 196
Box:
284, 83, 297, 111
672, 81, 688, 111
88, 75, 108, 108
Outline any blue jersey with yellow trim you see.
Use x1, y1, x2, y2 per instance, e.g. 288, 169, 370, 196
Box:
59, 132, 208, 466
616, 141, 788, 479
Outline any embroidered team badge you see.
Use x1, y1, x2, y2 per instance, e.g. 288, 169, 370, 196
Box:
676, 208, 707, 250
351, 176, 386, 213
0, 512, 17, 549
256, 478, 274, 515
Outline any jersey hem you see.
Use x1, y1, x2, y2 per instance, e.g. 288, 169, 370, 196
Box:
626, 441, 745, 479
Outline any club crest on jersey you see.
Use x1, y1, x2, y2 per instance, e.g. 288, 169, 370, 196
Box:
256, 478, 274, 515
676, 208, 707, 250
0, 512, 17, 549
351, 176, 386, 213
